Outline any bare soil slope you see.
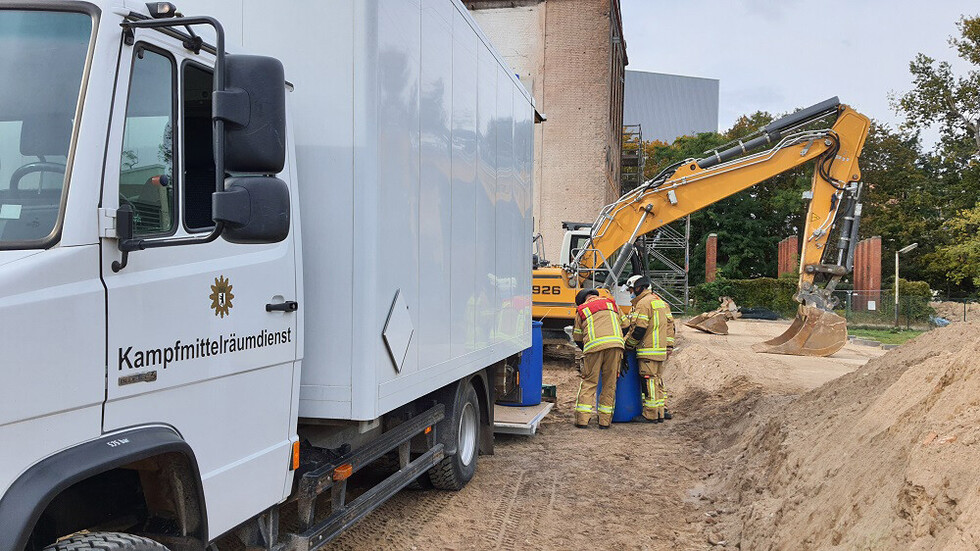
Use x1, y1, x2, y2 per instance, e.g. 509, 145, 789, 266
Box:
713, 321, 980, 550
321, 320, 882, 550
931, 301, 980, 322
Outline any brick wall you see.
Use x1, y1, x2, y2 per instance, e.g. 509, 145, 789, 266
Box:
705, 233, 718, 283
852, 236, 882, 311
777, 235, 799, 276
467, 0, 626, 260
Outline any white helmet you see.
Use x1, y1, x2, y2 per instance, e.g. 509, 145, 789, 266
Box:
625, 275, 651, 291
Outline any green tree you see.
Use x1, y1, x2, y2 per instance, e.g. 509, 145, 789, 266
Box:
639, 113, 817, 282
931, 205, 980, 291
859, 122, 941, 285
887, 14, 980, 296
892, 16, 980, 156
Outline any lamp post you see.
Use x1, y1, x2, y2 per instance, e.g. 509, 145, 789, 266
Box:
895, 243, 918, 326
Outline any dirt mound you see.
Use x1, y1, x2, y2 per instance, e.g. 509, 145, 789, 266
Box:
931, 301, 980, 322
666, 337, 811, 400
717, 321, 980, 550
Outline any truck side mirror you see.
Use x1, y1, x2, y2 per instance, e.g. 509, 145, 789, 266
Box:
213, 54, 286, 173
212, 177, 290, 244
212, 54, 290, 244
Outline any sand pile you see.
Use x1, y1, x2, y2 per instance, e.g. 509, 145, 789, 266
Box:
931, 301, 980, 322
717, 321, 980, 550
666, 335, 813, 400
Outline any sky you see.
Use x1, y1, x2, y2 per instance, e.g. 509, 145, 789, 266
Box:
620, 1, 977, 143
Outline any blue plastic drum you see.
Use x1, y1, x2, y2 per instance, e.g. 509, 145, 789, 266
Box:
597, 349, 642, 422
503, 321, 544, 407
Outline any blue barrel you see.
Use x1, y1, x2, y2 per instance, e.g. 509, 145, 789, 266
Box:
503, 321, 544, 407
597, 349, 642, 422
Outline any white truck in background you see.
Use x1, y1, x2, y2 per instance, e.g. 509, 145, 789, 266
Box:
0, 1, 534, 549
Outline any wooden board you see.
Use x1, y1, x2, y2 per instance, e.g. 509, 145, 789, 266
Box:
493, 402, 554, 436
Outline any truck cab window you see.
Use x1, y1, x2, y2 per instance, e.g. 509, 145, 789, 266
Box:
119, 46, 176, 236
182, 63, 215, 231
0, 10, 91, 247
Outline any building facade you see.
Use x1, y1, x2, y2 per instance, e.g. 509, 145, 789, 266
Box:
623, 70, 719, 144
465, 0, 627, 261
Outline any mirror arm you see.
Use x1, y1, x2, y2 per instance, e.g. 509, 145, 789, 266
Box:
120, 222, 226, 251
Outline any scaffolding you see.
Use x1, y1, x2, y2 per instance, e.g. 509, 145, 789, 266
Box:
621, 124, 645, 195
638, 217, 690, 313
619, 124, 689, 312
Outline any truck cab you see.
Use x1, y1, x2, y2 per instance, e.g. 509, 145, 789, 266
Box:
0, 3, 302, 548
0, 2, 533, 549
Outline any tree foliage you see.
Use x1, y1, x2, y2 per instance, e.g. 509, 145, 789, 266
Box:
931, 205, 980, 288
892, 16, 980, 156
886, 14, 980, 296
633, 15, 980, 296
642, 114, 814, 282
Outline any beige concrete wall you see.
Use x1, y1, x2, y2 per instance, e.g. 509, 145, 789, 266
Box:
467, 0, 624, 262
466, 4, 548, 254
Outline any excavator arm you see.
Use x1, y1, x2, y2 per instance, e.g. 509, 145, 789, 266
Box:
578, 99, 869, 287
546, 97, 871, 356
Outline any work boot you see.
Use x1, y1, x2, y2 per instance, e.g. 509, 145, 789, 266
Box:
598, 424, 611, 430
632, 415, 663, 424
574, 423, 589, 429
663, 410, 673, 420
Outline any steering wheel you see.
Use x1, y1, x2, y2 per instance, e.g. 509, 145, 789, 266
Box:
10, 162, 66, 191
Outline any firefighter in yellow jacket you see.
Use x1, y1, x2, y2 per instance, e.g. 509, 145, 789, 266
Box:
624, 276, 675, 423
571, 289, 627, 428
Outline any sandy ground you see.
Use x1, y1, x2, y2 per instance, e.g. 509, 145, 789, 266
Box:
321, 320, 883, 550
931, 301, 980, 323
713, 321, 980, 550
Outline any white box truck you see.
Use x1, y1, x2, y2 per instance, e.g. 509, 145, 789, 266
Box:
0, 1, 535, 549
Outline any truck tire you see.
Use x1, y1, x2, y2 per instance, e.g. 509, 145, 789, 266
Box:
43, 533, 169, 551
428, 384, 480, 490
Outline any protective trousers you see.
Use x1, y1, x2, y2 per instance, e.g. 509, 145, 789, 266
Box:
638, 359, 666, 420
575, 347, 622, 426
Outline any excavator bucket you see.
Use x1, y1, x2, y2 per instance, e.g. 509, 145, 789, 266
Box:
752, 305, 847, 357
684, 311, 730, 335
685, 296, 739, 335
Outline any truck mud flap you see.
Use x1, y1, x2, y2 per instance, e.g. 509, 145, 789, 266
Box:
286, 404, 445, 551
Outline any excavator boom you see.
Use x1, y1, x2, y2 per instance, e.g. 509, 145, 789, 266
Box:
531, 97, 871, 356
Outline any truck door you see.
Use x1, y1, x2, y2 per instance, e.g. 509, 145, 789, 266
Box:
99, 35, 299, 536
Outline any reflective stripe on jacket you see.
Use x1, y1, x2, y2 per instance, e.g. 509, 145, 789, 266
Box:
626, 289, 674, 360
572, 296, 627, 353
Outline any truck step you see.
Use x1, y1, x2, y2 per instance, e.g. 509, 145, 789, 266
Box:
493, 402, 553, 436
288, 444, 444, 551
284, 404, 445, 550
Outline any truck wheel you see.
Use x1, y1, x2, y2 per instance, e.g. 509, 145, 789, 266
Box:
44, 533, 169, 551
428, 384, 480, 490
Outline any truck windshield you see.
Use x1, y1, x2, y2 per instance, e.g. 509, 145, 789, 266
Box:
0, 10, 92, 248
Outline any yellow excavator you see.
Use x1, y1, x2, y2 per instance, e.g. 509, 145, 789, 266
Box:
531, 97, 870, 356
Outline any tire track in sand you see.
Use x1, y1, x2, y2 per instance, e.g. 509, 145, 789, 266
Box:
492, 470, 561, 549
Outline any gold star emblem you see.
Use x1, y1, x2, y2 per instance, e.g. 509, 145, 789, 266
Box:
209, 275, 234, 318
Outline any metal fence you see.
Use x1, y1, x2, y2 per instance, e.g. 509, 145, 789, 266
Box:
832, 290, 978, 329
928, 297, 980, 324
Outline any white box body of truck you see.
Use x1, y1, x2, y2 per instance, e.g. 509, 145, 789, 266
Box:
0, 1, 533, 549
201, 0, 536, 421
